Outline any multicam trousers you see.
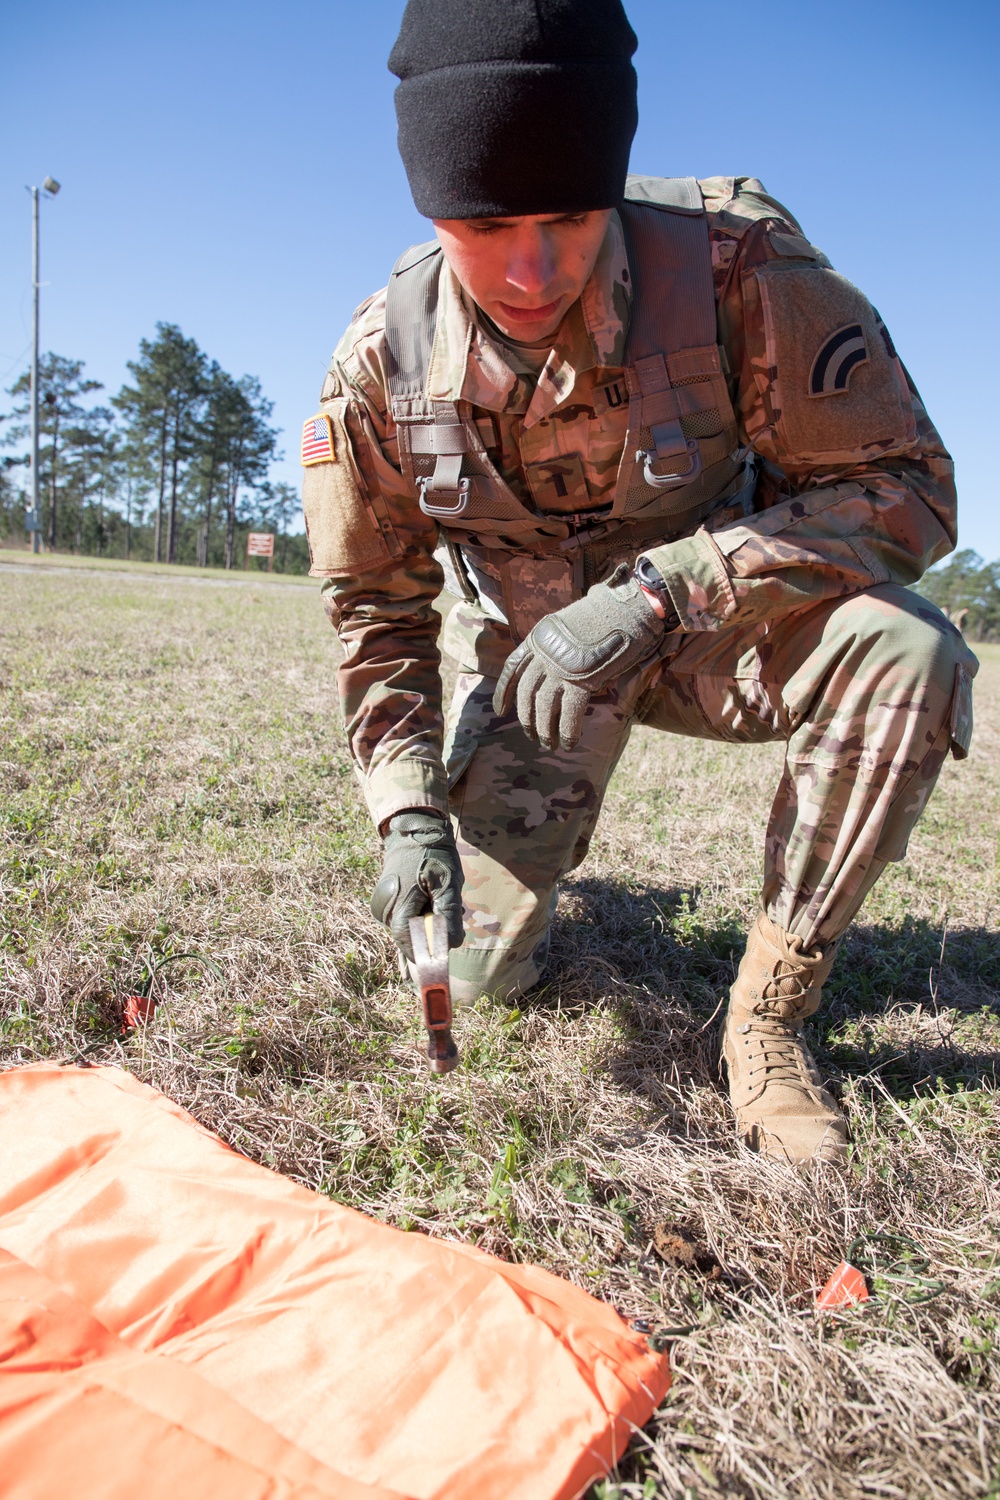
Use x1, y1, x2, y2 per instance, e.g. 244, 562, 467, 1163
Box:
440, 584, 978, 1004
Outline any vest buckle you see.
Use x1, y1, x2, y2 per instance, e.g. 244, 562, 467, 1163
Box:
637, 439, 702, 490
418, 474, 472, 518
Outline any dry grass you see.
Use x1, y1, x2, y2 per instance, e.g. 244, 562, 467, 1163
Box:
1, 565, 998, 1499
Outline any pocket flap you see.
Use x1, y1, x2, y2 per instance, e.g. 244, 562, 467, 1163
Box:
949, 662, 975, 760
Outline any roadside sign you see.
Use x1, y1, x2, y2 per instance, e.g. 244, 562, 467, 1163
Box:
246, 532, 275, 571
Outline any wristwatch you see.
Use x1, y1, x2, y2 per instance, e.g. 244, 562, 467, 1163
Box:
633, 554, 681, 631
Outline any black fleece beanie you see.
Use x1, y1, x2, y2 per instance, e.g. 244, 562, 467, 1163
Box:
389, 0, 639, 219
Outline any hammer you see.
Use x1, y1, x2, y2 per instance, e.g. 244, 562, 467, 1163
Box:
408, 912, 459, 1074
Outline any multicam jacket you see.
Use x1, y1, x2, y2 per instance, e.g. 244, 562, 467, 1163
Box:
303, 177, 957, 830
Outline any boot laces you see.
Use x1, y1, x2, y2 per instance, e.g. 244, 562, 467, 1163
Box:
745, 958, 815, 1083
762, 956, 813, 1008
742, 1016, 809, 1085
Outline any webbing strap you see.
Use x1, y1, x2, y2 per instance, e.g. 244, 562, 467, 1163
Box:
410, 424, 468, 456
385, 241, 443, 402
620, 185, 715, 370
385, 242, 486, 511
615, 181, 723, 498
624, 174, 704, 214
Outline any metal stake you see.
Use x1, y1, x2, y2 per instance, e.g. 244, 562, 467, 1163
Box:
409, 912, 459, 1074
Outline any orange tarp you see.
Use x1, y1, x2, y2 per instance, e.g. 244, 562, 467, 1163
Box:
0, 1065, 669, 1499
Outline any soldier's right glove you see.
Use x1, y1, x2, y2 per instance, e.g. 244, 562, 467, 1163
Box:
370, 811, 465, 961
493, 564, 671, 752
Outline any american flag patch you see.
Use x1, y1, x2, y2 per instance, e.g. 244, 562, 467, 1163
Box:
301, 414, 335, 466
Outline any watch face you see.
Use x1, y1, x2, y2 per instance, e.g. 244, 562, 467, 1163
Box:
635, 556, 665, 591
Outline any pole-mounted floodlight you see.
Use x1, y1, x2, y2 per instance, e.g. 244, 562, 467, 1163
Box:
27, 176, 61, 552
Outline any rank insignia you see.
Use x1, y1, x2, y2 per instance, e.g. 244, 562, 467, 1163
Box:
524, 452, 589, 512
809, 323, 868, 397
301, 414, 336, 466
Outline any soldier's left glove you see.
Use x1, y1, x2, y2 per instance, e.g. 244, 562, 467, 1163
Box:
370, 811, 465, 962
493, 563, 672, 752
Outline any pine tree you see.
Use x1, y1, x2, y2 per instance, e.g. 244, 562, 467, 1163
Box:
217, 376, 279, 569
113, 324, 206, 563
192, 366, 241, 566
3, 354, 103, 548
60, 403, 116, 553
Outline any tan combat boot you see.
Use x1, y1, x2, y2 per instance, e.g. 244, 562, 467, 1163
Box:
721, 909, 848, 1166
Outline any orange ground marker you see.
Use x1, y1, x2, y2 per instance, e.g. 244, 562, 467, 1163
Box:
121, 993, 156, 1029
816, 1260, 870, 1310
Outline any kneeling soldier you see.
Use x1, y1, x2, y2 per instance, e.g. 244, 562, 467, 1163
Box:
302, 0, 978, 1165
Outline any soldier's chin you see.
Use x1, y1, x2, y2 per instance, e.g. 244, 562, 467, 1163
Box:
492, 298, 566, 339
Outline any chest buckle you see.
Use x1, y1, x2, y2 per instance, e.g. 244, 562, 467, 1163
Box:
638, 438, 702, 489
418, 474, 472, 518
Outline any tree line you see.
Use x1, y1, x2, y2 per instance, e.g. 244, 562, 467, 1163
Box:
916, 549, 1000, 642
0, 323, 308, 572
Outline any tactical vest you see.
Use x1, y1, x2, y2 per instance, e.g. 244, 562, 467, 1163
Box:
385, 176, 755, 639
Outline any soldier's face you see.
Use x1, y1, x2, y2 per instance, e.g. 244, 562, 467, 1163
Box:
433, 210, 613, 342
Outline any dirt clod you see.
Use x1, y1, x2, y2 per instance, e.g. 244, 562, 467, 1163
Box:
651, 1223, 723, 1279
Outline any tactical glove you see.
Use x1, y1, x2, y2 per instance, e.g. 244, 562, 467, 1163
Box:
370, 811, 465, 961
493, 564, 667, 752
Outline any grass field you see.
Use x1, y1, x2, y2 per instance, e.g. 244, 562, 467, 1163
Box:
2, 562, 998, 1499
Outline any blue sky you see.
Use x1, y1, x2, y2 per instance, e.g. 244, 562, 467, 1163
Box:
2, 0, 998, 557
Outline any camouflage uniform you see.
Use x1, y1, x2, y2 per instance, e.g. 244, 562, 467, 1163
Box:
305, 177, 977, 1003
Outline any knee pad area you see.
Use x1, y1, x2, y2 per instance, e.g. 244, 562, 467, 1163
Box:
447, 929, 551, 1006
835, 586, 973, 697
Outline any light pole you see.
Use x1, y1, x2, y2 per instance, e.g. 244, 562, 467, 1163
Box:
26, 175, 60, 554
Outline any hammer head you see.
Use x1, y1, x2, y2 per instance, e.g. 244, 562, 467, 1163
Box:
408, 912, 459, 1074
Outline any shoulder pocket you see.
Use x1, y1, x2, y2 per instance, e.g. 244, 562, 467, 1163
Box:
301, 399, 392, 578
749, 263, 916, 464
